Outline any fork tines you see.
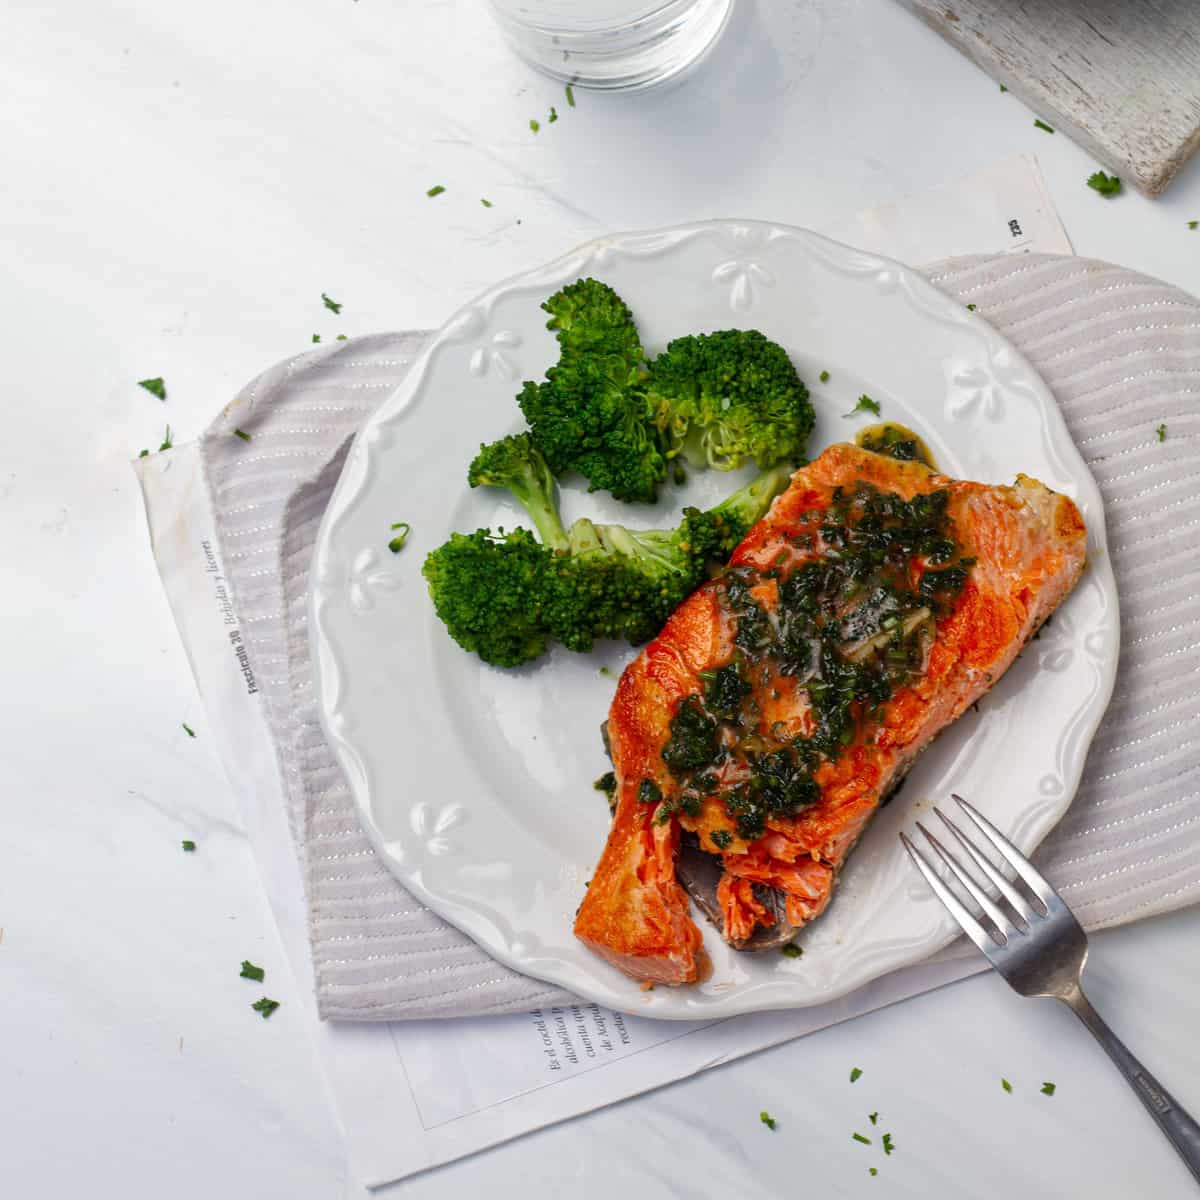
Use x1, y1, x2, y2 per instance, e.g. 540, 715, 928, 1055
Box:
900, 794, 1055, 956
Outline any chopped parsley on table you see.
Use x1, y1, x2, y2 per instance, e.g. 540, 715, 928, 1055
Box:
565, 83, 576, 107
321, 292, 342, 314
1190, 221, 1198, 230
336, 334, 347, 341
233, 428, 251, 442
1157, 423, 1167, 442
999, 84, 1008, 92
426, 184, 446, 198
158, 426, 173, 451
1041, 1081, 1056, 1096
240, 960, 265, 982
869, 1167, 878, 1176
844, 394, 880, 418
1087, 171, 1122, 198
182, 722, 195, 738
966, 303, 977, 311
312, 333, 321, 343
1001, 1077, 1013, 1093
1033, 119, 1054, 133
481, 198, 493, 207
138, 449, 149, 458
869, 1111, 878, 1125
138, 377, 167, 400
388, 521, 411, 553
181, 840, 196, 852
850, 1067, 863, 1083
818, 369, 830, 382
882, 1132, 894, 1156
759, 1110, 777, 1130
251, 997, 280, 1019
529, 118, 540, 133
548, 106, 558, 123
780, 943, 802, 959
852, 1132, 871, 1145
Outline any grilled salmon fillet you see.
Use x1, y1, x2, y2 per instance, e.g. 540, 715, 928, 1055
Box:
574, 443, 1087, 986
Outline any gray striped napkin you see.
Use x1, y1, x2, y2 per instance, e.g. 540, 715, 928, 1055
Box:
202, 254, 1200, 1020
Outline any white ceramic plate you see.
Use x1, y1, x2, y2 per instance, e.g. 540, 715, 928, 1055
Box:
309, 222, 1119, 1019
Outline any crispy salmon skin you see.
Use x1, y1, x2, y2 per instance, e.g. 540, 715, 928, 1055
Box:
574, 443, 1087, 986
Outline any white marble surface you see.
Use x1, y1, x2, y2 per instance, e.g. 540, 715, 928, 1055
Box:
3, 1, 1199, 1197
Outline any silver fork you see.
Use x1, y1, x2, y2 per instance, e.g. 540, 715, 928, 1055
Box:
902, 793, 1200, 1185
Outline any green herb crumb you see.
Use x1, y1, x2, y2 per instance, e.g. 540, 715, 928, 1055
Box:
1190, 221, 1198, 230
1001, 1077, 1013, 1094
599, 665, 613, 677
566, 84, 576, 107
966, 303, 977, 311
251, 997, 280, 1019
869, 1167, 878, 1177
548, 106, 558, 124
321, 292, 342, 314
844, 395, 880, 419
850, 1067, 863, 1083
336, 334, 347, 341
852, 1133, 871, 1145
529, 118, 540, 133
388, 521, 411, 554
182, 723, 195, 738
781, 943, 802, 959
819, 369, 830, 383
240, 960, 265, 982
481, 198, 493, 207
426, 185, 446, 198
233, 428, 251, 442
1041, 1081, 1056, 1096
181, 840, 196, 852
1087, 171, 1122, 198
1157, 423, 1167, 442
760, 1110, 777, 1131
882, 1133, 894, 1156
138, 449, 149, 458
1033, 119, 1054, 133
999, 84, 1008, 92
869, 1111, 878, 1125
138, 377, 167, 400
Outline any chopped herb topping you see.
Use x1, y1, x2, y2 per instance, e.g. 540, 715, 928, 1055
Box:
529, 118, 540, 133
251, 997, 280, 1019
548, 106, 558, 123
662, 696, 720, 775
158, 426, 173, 452
182, 723, 195, 738
1033, 119, 1054, 133
1001, 1077, 1013, 1093
869, 1111, 878, 1125
138, 449, 149, 458
599, 665, 613, 677
637, 778, 663, 806
844, 394, 881, 419
594, 771, 617, 807
710, 829, 733, 850
233, 428, 251, 442
138, 377, 167, 400
819, 369, 830, 383
850, 1067, 863, 1083
1190, 221, 1198, 230
240, 960, 265, 982
181, 840, 196, 852
1041, 1081, 1056, 1096
388, 521, 411, 553
336, 334, 347, 341
1087, 171, 1122, 198
481, 198, 493, 207
759, 1110, 777, 1130
781, 943, 802, 959
322, 292, 342, 314
852, 1133, 871, 1145
565, 83, 576, 107
882, 1132, 894, 1155
1156, 423, 1167, 442
999, 84, 1008, 92
426, 184, 446, 198
312, 333, 321, 343
869, 1167, 878, 1177
966, 303, 977, 311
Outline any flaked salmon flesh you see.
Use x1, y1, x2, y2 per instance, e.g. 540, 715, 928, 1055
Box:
574, 443, 1087, 986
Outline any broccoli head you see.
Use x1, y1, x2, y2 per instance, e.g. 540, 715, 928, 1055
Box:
432, 434, 794, 666
644, 329, 813, 471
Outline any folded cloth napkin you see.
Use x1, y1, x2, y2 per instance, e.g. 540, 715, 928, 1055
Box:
202, 253, 1200, 1021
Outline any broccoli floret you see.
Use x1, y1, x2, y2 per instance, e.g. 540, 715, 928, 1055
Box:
644, 329, 813, 470
421, 528, 552, 668
518, 280, 665, 503
425, 451, 793, 666
468, 433, 567, 551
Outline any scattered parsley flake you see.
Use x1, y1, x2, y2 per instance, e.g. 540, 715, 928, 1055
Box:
781, 943, 802, 958
599, 665, 613, 677
233, 428, 251, 442
566, 83, 576, 107
1190, 221, 1198, 230
388, 521, 411, 553
336, 334, 347, 341
181, 840, 196, 852
240, 960, 265, 982
529, 118, 540, 133
819, 369, 830, 382
759, 1110, 777, 1130
869, 1167, 878, 1176
548, 106, 558, 124
1041, 1081, 1056, 1096
1033, 119, 1054, 133
1087, 171, 1122, 198
312, 333, 321, 343
321, 292, 342, 314
182, 723, 195, 738
138, 377, 167, 400
999, 84, 1008, 92
966, 303, 977, 311
426, 184, 446, 198
1157, 423, 1167, 442
844, 394, 880, 419
852, 1133, 871, 1145
251, 997, 280, 1019
882, 1133, 894, 1156
158, 425, 173, 452
869, 1111, 878, 1125
138, 449, 149, 458
1001, 1077, 1013, 1093
850, 1067, 863, 1083
481, 198, 493, 207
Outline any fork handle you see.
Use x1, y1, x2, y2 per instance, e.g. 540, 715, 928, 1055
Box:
1062, 989, 1200, 1185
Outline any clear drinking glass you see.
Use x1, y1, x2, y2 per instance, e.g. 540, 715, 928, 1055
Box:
488, 0, 734, 92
